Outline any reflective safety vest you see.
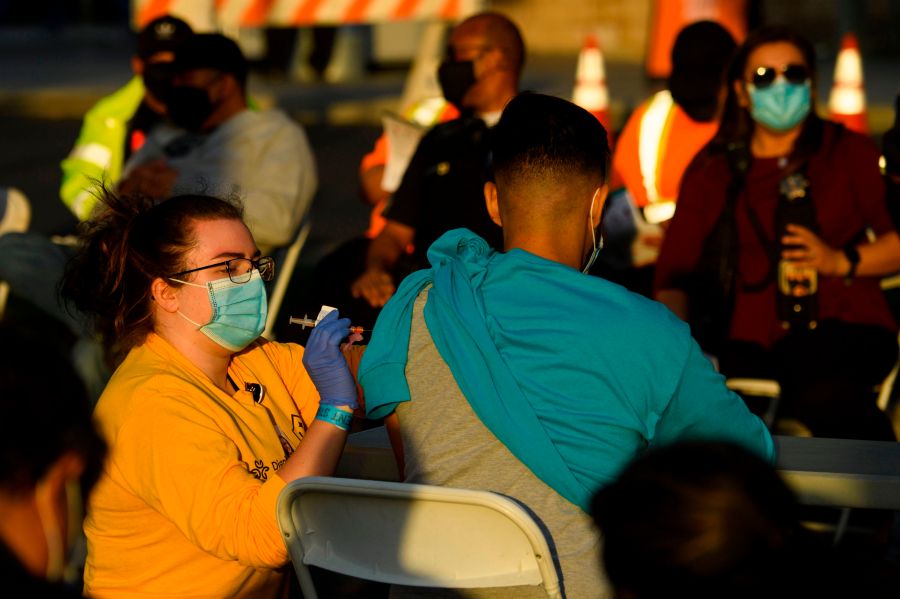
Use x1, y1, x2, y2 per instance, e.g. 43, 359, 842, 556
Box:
60, 79, 260, 222
612, 90, 719, 224
59, 77, 146, 221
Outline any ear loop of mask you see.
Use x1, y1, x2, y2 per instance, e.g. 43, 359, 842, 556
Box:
582, 188, 603, 274
62, 479, 83, 583
176, 309, 205, 329
169, 277, 211, 329
35, 477, 63, 581
35, 476, 81, 582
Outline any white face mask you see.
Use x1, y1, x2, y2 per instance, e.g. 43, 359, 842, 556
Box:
582, 188, 604, 274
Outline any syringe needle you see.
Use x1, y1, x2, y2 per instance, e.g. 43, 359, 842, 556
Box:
288, 316, 317, 329
288, 315, 366, 335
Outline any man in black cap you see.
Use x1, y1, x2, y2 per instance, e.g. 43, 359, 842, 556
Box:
60, 14, 193, 220
306, 12, 522, 330
120, 33, 317, 253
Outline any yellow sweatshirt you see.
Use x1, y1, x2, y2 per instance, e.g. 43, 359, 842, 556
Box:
84, 333, 320, 598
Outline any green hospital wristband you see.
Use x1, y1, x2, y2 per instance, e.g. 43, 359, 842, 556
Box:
316, 405, 353, 431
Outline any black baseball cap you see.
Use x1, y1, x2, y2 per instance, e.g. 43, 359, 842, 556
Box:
171, 33, 248, 86
136, 15, 193, 60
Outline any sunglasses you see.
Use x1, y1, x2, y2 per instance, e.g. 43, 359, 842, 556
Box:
749, 64, 810, 89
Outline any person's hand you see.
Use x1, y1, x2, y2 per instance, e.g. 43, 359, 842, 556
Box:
302, 311, 358, 409
781, 224, 848, 277
351, 268, 396, 308
118, 159, 178, 200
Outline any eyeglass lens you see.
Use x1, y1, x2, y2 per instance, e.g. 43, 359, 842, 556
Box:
751, 64, 809, 88
227, 257, 275, 283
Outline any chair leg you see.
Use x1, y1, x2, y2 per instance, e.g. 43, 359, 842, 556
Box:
762, 393, 781, 429
833, 508, 852, 546
295, 562, 318, 599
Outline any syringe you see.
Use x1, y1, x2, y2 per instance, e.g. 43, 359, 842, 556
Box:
288, 315, 365, 335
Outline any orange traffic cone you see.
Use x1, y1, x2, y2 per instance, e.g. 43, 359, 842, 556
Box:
828, 33, 868, 134
572, 35, 612, 140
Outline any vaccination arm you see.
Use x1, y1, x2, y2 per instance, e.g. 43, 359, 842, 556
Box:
384, 412, 405, 480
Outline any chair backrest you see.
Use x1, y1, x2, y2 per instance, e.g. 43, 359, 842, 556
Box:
263, 217, 312, 340
0, 187, 32, 320
276, 477, 563, 599
725, 378, 782, 429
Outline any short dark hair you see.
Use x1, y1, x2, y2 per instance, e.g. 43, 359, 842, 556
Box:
492, 92, 610, 193
592, 442, 804, 598
0, 325, 106, 495
669, 21, 736, 121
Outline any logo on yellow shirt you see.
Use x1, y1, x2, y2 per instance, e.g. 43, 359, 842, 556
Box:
292, 413, 308, 437
250, 459, 270, 481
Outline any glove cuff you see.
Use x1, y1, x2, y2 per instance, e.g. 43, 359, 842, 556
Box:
319, 395, 359, 410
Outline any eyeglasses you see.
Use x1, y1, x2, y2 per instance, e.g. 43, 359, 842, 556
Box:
748, 64, 810, 89
169, 256, 275, 284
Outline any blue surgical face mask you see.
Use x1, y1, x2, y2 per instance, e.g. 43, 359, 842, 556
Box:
747, 79, 811, 132
171, 270, 268, 352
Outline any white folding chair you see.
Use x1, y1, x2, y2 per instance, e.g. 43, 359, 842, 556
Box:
876, 339, 900, 413
276, 477, 564, 599
726, 378, 783, 430
730, 365, 900, 546
263, 217, 312, 340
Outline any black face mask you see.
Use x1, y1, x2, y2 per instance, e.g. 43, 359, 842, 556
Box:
165, 86, 215, 132
142, 63, 176, 104
438, 60, 476, 110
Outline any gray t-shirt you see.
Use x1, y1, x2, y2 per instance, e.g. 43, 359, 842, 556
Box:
123, 109, 317, 253
391, 290, 611, 599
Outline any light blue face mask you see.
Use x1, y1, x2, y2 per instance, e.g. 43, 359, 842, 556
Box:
748, 79, 811, 132
171, 270, 268, 352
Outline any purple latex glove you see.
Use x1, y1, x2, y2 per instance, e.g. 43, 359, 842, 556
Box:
302, 310, 359, 408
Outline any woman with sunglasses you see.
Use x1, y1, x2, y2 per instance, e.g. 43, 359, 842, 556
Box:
62, 192, 360, 597
655, 26, 900, 441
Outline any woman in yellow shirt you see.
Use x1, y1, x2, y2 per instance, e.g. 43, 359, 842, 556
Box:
62, 192, 358, 598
